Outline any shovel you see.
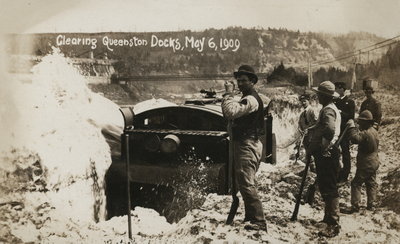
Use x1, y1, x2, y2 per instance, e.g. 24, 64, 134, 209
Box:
226, 120, 239, 224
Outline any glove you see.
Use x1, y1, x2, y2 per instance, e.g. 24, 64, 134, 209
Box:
373, 122, 379, 130
224, 80, 235, 94
346, 119, 355, 128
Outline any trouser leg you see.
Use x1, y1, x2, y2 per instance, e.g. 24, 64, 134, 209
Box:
351, 170, 364, 208
314, 149, 340, 227
234, 139, 265, 223
340, 139, 351, 181
325, 197, 340, 226
319, 197, 341, 237
365, 171, 378, 208
314, 149, 340, 202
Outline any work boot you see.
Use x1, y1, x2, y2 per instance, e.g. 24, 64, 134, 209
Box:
326, 198, 340, 225
319, 215, 328, 223
318, 224, 340, 238
366, 205, 376, 211
314, 207, 329, 228
341, 206, 359, 214
244, 221, 267, 232
315, 219, 328, 229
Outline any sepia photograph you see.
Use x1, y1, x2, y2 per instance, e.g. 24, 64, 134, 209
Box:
1, 0, 399, 243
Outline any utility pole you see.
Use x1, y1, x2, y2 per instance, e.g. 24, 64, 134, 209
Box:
351, 57, 357, 91
307, 44, 312, 88
310, 61, 313, 87
307, 57, 310, 88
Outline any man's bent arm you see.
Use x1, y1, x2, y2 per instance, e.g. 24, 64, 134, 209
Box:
222, 95, 258, 120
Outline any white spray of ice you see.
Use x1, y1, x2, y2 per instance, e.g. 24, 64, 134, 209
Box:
271, 95, 321, 163
0, 48, 125, 242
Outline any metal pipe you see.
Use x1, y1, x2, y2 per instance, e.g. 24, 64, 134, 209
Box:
125, 133, 132, 239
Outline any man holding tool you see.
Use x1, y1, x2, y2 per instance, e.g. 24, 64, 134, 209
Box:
345, 110, 380, 213
304, 81, 342, 237
221, 64, 267, 232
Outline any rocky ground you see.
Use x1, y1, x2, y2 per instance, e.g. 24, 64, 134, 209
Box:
0, 50, 399, 243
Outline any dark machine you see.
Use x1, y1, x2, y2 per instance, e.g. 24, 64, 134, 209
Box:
106, 90, 276, 219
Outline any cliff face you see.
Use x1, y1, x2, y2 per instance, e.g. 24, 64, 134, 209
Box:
7, 28, 385, 76
7, 54, 116, 84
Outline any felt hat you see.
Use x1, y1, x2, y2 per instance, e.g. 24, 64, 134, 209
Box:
313, 81, 337, 97
358, 110, 374, 121
233, 65, 258, 83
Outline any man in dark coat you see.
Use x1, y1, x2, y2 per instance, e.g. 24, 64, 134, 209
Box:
221, 65, 267, 231
334, 82, 355, 183
360, 86, 382, 130
306, 81, 341, 237
345, 110, 380, 213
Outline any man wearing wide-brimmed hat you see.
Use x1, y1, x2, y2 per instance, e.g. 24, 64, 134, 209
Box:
360, 86, 382, 130
344, 110, 380, 213
221, 65, 267, 231
305, 80, 341, 237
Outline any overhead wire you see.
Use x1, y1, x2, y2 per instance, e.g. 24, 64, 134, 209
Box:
323, 34, 400, 61
312, 35, 400, 67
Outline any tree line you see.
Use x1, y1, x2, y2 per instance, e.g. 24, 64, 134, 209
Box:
267, 41, 400, 90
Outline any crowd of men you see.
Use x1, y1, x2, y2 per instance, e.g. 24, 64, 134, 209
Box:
221, 64, 382, 238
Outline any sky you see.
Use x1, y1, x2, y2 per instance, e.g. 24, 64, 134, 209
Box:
0, 0, 399, 38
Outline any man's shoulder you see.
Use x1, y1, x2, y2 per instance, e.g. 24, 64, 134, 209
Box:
364, 97, 380, 104
372, 97, 381, 105
345, 96, 355, 104
367, 127, 379, 135
241, 95, 259, 107
360, 99, 369, 107
245, 90, 262, 101
321, 105, 338, 116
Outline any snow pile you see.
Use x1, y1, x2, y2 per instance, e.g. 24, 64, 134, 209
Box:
0, 49, 123, 242
13, 207, 174, 244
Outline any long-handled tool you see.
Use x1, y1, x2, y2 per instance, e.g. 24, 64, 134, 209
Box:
291, 124, 351, 220
119, 107, 135, 240
333, 124, 351, 151
125, 133, 132, 239
293, 132, 306, 164
290, 132, 308, 221
290, 152, 312, 221
226, 121, 239, 225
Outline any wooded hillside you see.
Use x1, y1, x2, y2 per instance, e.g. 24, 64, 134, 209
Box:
7, 28, 385, 77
